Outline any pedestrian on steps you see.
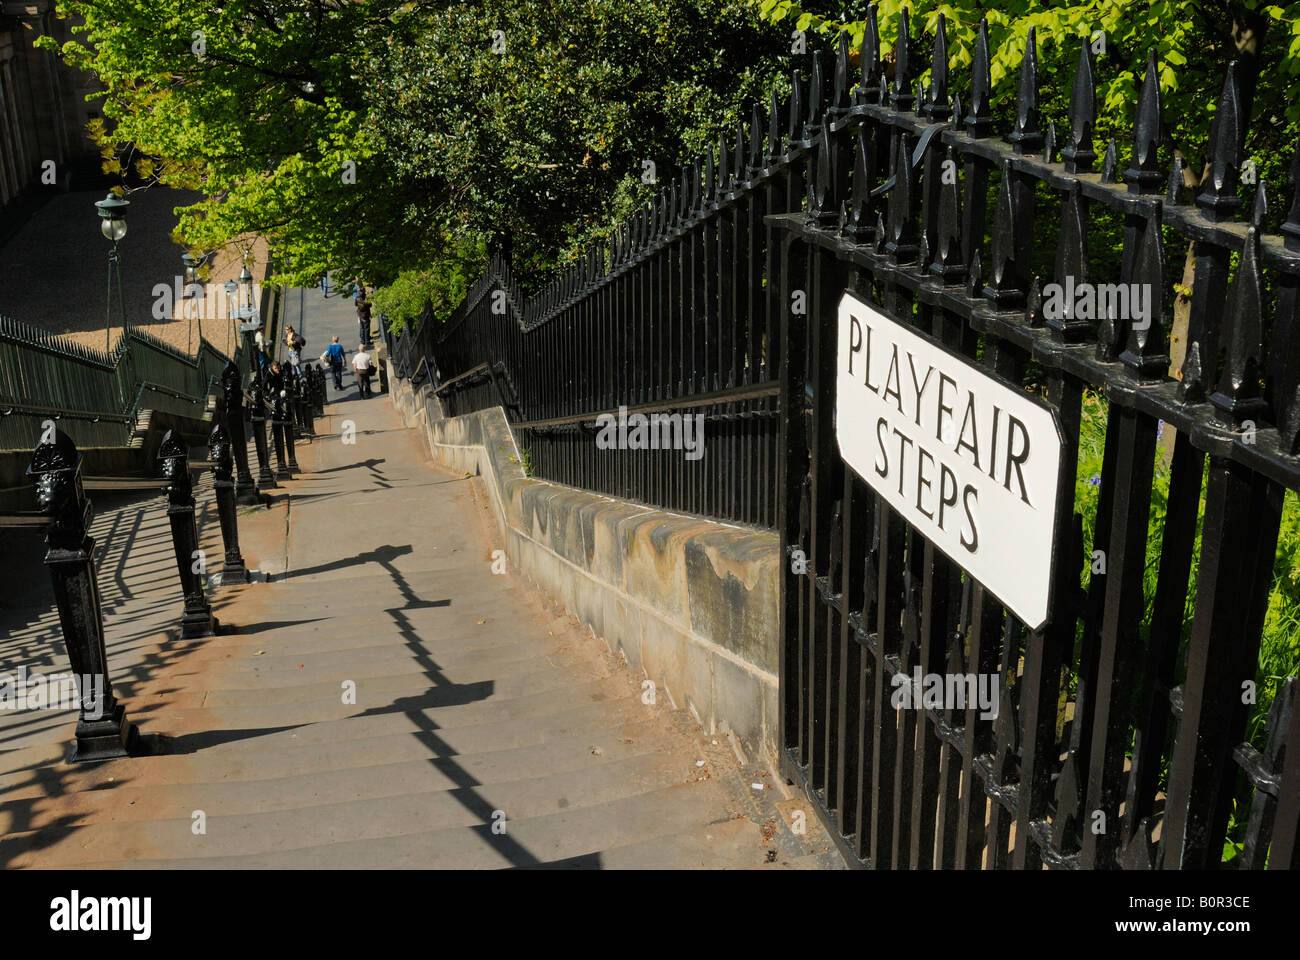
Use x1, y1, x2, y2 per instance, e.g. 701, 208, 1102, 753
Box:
324, 336, 346, 392
352, 343, 374, 399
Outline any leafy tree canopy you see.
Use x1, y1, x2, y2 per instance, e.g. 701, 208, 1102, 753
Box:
752, 0, 1300, 204
46, 0, 789, 326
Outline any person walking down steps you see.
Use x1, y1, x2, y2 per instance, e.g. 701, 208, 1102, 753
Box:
322, 336, 347, 393
352, 343, 375, 399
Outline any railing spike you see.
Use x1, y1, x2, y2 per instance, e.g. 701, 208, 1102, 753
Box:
833, 30, 850, 112
767, 90, 781, 161
1285, 136, 1300, 251
1101, 139, 1118, 184
884, 130, 917, 261
1126, 48, 1164, 193
787, 67, 804, 145
922, 13, 950, 121
966, 248, 983, 300
733, 122, 744, 186
807, 122, 834, 226
1061, 35, 1097, 173
964, 18, 993, 137
1025, 275, 1044, 326
749, 105, 763, 171
985, 158, 1026, 306
859, 4, 882, 102
1044, 120, 1057, 163
1210, 225, 1267, 425
1120, 208, 1169, 379
718, 132, 730, 193
1009, 25, 1041, 154
930, 145, 965, 283
705, 148, 716, 205
1252, 179, 1268, 229
807, 51, 823, 131
1196, 60, 1243, 220
892, 7, 914, 112
1167, 154, 1185, 205
950, 93, 963, 134
847, 125, 872, 242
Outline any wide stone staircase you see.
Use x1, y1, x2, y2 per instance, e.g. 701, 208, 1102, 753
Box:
0, 293, 838, 869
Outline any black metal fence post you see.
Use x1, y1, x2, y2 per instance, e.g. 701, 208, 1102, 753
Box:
273, 370, 300, 474
248, 373, 277, 489
26, 429, 136, 762
207, 421, 249, 585
221, 360, 259, 505
158, 429, 217, 638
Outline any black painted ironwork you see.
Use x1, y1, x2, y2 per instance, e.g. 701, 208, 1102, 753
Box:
158, 429, 217, 638
26, 429, 137, 761
390, 9, 1300, 870
220, 360, 259, 505
207, 421, 249, 585
247, 372, 276, 489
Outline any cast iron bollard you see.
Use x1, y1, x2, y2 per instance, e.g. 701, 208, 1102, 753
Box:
158, 429, 218, 638
27, 429, 137, 761
297, 366, 316, 438
221, 360, 259, 505
287, 365, 308, 439
207, 422, 249, 584
266, 366, 294, 479
283, 383, 301, 473
311, 364, 326, 416
248, 370, 277, 489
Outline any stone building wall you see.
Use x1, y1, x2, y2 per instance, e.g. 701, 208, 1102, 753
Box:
0, 2, 98, 208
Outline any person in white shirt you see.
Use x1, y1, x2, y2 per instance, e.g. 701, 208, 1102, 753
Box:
352, 344, 374, 398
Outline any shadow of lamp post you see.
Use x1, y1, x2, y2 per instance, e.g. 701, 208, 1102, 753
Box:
27, 428, 136, 761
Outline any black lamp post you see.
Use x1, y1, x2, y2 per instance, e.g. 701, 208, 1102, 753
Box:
95, 192, 129, 354
181, 252, 202, 353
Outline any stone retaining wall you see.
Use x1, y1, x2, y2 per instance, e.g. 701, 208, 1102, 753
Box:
389, 366, 782, 759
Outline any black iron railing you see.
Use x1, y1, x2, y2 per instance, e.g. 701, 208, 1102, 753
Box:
392, 4, 1300, 870
0, 316, 241, 451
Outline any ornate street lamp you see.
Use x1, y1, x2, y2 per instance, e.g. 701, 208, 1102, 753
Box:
238, 263, 255, 319
181, 252, 203, 354
94, 192, 129, 353
236, 262, 261, 378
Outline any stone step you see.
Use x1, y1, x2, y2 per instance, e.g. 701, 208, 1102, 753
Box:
132, 674, 640, 736
114, 656, 616, 711
122, 642, 609, 698
0, 716, 667, 800
142, 694, 654, 757
13, 780, 749, 869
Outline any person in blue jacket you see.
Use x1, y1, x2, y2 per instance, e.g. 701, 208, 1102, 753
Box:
324, 336, 347, 392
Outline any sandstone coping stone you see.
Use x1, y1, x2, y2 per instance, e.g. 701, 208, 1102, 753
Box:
388, 367, 782, 758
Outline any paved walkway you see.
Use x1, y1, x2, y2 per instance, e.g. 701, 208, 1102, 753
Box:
0, 288, 836, 869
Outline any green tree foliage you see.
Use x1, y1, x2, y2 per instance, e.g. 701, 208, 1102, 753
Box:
753, 0, 1300, 212
366, 0, 789, 287
46, 1, 415, 286
45, 0, 789, 316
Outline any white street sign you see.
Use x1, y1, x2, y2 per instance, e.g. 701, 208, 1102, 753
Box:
835, 291, 1064, 630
